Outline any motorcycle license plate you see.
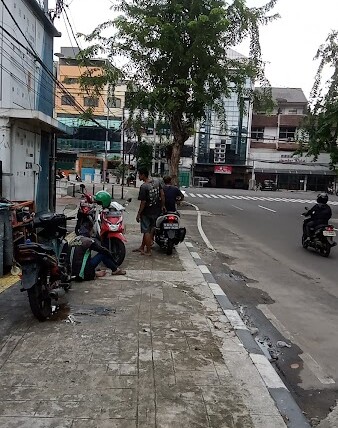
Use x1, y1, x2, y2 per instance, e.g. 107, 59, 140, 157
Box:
163, 223, 179, 229
323, 230, 336, 237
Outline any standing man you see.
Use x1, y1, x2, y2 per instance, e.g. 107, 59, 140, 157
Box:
135, 167, 165, 255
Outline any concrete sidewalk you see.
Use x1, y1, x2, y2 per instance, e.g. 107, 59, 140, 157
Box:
0, 190, 291, 427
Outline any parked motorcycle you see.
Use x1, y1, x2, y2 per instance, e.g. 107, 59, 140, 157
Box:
302, 208, 337, 257
75, 184, 95, 235
99, 201, 129, 265
155, 212, 186, 255
15, 210, 75, 321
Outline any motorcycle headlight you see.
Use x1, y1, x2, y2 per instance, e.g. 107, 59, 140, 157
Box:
109, 224, 119, 232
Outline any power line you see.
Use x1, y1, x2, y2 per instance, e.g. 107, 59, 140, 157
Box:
0, 2, 106, 129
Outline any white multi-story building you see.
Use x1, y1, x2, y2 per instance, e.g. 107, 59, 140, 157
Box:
250, 87, 334, 191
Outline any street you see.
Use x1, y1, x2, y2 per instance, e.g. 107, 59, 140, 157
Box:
181, 188, 338, 423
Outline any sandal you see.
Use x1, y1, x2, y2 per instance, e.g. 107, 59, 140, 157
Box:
111, 269, 127, 275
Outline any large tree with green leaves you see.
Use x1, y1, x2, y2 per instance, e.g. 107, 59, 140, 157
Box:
81, 0, 278, 182
300, 31, 338, 166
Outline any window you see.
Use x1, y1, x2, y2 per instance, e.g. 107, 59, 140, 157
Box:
84, 97, 99, 107
61, 95, 76, 106
63, 77, 79, 84
279, 127, 296, 141
288, 109, 298, 114
251, 127, 264, 140
108, 97, 122, 108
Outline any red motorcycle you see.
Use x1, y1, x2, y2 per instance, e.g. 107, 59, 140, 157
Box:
75, 184, 95, 235
99, 201, 128, 265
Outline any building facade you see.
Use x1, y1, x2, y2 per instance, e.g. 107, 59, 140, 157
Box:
250, 87, 335, 191
54, 47, 127, 178
0, 0, 67, 212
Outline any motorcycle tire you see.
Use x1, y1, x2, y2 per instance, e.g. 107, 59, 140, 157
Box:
320, 241, 331, 257
166, 239, 174, 256
27, 272, 52, 321
108, 238, 126, 266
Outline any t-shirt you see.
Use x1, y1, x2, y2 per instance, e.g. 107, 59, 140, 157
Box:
138, 178, 162, 216
163, 185, 183, 212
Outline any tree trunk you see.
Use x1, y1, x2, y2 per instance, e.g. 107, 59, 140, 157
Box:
169, 114, 190, 185
169, 141, 182, 185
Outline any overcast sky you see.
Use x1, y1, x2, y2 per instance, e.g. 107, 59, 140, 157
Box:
52, 0, 338, 99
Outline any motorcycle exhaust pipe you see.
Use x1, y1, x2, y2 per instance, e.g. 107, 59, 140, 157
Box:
49, 288, 66, 300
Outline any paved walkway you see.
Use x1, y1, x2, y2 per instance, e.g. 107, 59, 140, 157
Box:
0, 191, 291, 427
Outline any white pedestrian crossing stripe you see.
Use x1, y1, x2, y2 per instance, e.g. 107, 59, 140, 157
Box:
184, 193, 338, 206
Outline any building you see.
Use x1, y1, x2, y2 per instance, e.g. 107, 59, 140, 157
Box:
0, 0, 69, 212
54, 47, 127, 179
250, 87, 335, 191
188, 49, 253, 188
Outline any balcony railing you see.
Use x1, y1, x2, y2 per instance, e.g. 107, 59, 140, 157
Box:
250, 139, 303, 151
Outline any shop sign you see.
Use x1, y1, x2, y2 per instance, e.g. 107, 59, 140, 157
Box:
214, 165, 232, 174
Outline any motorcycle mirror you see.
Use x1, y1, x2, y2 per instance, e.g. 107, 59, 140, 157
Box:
305, 206, 308, 210
80, 184, 85, 190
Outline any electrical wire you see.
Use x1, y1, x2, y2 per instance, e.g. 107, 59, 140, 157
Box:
0, 1, 106, 129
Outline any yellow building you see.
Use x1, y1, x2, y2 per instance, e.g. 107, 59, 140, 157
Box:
54, 47, 126, 178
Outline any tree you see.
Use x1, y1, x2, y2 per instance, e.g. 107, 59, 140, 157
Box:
81, 0, 279, 182
300, 31, 338, 166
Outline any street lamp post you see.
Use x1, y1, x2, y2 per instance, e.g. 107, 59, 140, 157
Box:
121, 107, 126, 199
103, 107, 109, 185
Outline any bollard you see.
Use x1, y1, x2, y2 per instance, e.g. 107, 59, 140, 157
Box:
111, 184, 114, 199
92, 184, 95, 196
72, 183, 75, 197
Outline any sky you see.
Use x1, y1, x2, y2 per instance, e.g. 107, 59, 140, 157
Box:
51, 0, 338, 100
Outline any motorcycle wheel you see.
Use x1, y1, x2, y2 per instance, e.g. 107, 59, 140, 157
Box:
27, 272, 52, 321
108, 238, 126, 265
320, 241, 331, 257
302, 235, 309, 249
166, 239, 174, 255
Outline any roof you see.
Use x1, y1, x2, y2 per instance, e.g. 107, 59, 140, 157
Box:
254, 160, 335, 175
255, 87, 308, 104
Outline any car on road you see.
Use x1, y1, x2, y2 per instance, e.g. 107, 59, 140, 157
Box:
261, 180, 277, 191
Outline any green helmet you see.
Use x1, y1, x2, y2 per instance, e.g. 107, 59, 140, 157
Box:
94, 190, 112, 208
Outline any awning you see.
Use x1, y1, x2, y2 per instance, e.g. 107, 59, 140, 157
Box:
254, 161, 336, 176
0, 109, 72, 134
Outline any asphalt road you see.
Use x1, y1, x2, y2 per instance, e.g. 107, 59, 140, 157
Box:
181, 187, 338, 424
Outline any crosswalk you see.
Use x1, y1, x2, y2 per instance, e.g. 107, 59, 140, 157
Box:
183, 192, 338, 206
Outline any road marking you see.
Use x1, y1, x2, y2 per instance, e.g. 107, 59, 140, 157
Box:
185, 241, 194, 248
190, 252, 201, 259
231, 205, 244, 211
258, 205, 277, 213
203, 194, 211, 198
189, 193, 196, 198
196, 194, 203, 198
223, 195, 234, 199
210, 194, 218, 198
217, 195, 226, 199
0, 274, 20, 294
208, 282, 225, 296
223, 309, 248, 330
250, 353, 287, 390
300, 353, 335, 385
186, 202, 215, 251
199, 265, 211, 274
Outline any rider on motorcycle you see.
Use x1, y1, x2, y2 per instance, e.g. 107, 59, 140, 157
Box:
303, 193, 332, 242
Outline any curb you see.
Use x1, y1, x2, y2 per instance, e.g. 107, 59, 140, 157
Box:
184, 240, 310, 428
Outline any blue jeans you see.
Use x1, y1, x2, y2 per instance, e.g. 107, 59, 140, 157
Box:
89, 253, 118, 272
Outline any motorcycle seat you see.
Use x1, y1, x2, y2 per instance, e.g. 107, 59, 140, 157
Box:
17, 243, 55, 255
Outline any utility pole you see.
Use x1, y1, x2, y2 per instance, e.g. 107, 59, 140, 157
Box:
103, 106, 109, 184
121, 107, 126, 199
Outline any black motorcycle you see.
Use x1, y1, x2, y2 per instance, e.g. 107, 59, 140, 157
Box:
155, 212, 186, 255
15, 212, 75, 321
302, 209, 337, 257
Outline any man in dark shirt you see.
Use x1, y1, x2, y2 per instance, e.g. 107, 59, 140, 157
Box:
69, 226, 126, 280
135, 167, 165, 255
162, 176, 184, 212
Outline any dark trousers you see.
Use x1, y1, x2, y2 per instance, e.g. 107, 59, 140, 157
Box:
89, 253, 117, 272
